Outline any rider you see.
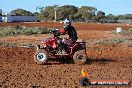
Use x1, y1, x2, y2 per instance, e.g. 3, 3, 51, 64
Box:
59, 19, 78, 42
55, 19, 78, 52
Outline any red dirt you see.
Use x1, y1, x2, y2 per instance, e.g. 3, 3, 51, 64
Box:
0, 23, 132, 88
0, 22, 132, 30
0, 46, 131, 88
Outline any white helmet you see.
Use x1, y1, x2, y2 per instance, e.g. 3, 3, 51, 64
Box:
63, 19, 71, 27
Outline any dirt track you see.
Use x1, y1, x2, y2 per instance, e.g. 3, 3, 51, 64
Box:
0, 45, 132, 88
0, 23, 132, 88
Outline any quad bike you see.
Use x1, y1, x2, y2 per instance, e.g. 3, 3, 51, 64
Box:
34, 29, 87, 64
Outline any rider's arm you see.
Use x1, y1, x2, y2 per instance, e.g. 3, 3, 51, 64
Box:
59, 29, 67, 35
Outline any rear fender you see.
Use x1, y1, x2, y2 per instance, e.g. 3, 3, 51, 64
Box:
70, 42, 86, 55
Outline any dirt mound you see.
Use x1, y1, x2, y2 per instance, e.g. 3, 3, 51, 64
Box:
0, 45, 131, 88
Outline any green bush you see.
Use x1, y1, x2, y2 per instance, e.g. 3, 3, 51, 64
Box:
23, 28, 36, 35
123, 40, 132, 47
15, 25, 23, 30
0, 41, 17, 47
93, 37, 126, 45
0, 26, 53, 37
38, 27, 49, 34
125, 28, 132, 36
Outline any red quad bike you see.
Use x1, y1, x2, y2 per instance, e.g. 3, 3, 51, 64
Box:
34, 29, 87, 64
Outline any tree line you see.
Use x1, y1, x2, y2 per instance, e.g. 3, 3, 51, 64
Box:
0, 5, 132, 23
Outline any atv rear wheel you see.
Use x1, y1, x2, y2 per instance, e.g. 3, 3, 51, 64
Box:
34, 50, 48, 64
73, 50, 87, 64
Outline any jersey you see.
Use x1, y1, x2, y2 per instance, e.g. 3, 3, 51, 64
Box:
64, 26, 78, 41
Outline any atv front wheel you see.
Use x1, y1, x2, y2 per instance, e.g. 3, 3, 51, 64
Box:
34, 50, 48, 64
73, 50, 87, 64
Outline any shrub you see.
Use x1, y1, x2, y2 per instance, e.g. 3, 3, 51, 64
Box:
0, 26, 53, 37
0, 41, 17, 47
38, 27, 49, 34
23, 28, 36, 35
123, 40, 132, 47
15, 25, 23, 30
93, 37, 126, 45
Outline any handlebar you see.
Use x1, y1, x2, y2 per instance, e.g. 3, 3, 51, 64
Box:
50, 29, 60, 37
